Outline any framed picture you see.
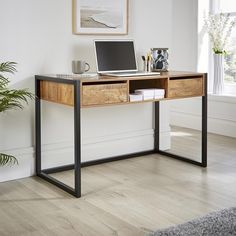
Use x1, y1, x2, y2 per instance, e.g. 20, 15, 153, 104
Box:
73, 0, 128, 35
151, 48, 169, 71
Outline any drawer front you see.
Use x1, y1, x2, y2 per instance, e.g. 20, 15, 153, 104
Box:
40, 81, 74, 106
82, 83, 128, 106
40, 81, 58, 102
168, 77, 203, 98
57, 84, 74, 106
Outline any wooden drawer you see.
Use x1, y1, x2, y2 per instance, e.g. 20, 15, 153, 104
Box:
168, 77, 204, 98
82, 83, 128, 106
40, 81, 74, 106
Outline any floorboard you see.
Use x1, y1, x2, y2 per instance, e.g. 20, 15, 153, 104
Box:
0, 127, 236, 235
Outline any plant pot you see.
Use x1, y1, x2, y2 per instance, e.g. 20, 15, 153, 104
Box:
213, 53, 224, 94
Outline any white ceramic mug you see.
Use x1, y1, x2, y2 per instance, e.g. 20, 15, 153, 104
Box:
72, 60, 90, 74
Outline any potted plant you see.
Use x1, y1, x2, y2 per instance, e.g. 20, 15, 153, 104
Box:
0, 62, 34, 166
204, 13, 236, 94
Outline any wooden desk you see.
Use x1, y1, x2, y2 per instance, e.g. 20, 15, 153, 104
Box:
35, 71, 207, 197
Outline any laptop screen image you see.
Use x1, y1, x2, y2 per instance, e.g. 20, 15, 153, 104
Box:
94, 40, 138, 73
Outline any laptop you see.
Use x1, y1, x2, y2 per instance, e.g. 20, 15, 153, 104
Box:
94, 40, 160, 77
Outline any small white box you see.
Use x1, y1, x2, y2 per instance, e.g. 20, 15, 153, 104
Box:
129, 94, 143, 102
154, 89, 165, 99
143, 95, 154, 101
154, 95, 165, 99
135, 89, 155, 99
135, 88, 165, 100
154, 89, 165, 94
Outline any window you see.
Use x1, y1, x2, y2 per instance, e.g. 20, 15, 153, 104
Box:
225, 17, 236, 85
211, 0, 236, 95
218, 0, 236, 13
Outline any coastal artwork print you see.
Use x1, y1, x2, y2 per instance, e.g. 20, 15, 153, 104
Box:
73, 0, 128, 34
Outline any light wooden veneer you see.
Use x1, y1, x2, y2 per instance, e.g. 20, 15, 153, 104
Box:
82, 82, 128, 106
40, 81, 74, 106
39, 72, 206, 107
168, 76, 204, 98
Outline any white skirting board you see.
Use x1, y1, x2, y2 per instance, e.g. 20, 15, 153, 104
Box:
170, 97, 236, 138
0, 129, 171, 183
170, 110, 236, 138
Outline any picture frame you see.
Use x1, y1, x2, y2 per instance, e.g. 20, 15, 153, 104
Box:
73, 0, 128, 35
151, 48, 169, 72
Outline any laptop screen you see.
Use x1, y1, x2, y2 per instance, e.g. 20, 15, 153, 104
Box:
94, 40, 137, 73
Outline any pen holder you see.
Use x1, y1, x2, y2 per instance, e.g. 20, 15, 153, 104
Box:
143, 61, 146, 72
143, 56, 152, 72
144, 60, 151, 72
147, 60, 151, 72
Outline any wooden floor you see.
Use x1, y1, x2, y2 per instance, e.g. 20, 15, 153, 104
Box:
1, 127, 236, 236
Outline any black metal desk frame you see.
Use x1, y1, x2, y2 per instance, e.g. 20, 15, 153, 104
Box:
35, 74, 207, 198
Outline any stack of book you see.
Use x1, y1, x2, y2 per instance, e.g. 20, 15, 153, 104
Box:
153, 89, 165, 99
129, 93, 143, 102
135, 89, 165, 100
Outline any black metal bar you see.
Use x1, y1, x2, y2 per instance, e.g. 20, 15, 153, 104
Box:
202, 73, 208, 167
158, 150, 205, 167
42, 150, 155, 174
38, 172, 76, 197
43, 165, 75, 174
35, 77, 41, 175
154, 101, 160, 152
82, 150, 155, 167
35, 75, 75, 84
74, 80, 81, 198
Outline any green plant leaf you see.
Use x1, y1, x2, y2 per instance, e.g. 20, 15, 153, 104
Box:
0, 88, 34, 113
0, 61, 34, 167
0, 62, 17, 74
0, 153, 18, 166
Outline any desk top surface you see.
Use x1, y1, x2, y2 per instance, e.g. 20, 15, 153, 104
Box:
36, 71, 206, 83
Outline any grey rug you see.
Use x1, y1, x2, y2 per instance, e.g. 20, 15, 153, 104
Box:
148, 207, 236, 236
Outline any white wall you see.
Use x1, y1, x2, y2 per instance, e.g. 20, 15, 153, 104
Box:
0, 0, 173, 181
169, 0, 236, 138
171, 0, 198, 71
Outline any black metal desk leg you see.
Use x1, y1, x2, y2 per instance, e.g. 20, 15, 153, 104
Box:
154, 102, 160, 152
35, 76, 82, 198
202, 73, 208, 167
74, 81, 81, 197
35, 78, 41, 175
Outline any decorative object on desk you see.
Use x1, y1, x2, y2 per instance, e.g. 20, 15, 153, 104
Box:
142, 53, 152, 72
204, 13, 236, 94
147, 52, 152, 72
151, 48, 169, 72
72, 60, 90, 74
73, 0, 128, 35
141, 55, 146, 71
0, 62, 34, 166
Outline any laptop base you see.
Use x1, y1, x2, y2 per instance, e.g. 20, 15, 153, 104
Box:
101, 71, 160, 77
